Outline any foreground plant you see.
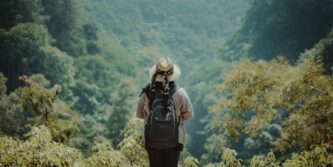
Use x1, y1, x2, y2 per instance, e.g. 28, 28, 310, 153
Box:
18, 74, 78, 143
211, 56, 333, 151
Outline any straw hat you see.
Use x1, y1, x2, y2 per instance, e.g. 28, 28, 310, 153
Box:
149, 57, 181, 81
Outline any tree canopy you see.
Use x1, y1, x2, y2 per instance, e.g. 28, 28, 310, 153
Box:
0, 0, 333, 166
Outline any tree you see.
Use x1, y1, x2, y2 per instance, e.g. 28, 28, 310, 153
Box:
0, 0, 46, 29
211, 57, 333, 152
108, 78, 138, 146
301, 29, 333, 73
224, 0, 333, 62
42, 0, 86, 56
118, 118, 148, 166
0, 23, 75, 92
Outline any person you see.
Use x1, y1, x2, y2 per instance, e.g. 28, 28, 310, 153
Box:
137, 56, 194, 167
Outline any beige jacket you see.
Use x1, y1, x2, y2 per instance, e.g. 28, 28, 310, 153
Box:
136, 88, 194, 146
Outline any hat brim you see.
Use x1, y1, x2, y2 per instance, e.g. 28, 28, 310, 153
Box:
149, 64, 181, 81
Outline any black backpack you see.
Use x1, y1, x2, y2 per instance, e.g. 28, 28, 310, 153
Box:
140, 82, 179, 149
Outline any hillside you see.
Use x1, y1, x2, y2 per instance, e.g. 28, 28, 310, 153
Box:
1, 0, 333, 166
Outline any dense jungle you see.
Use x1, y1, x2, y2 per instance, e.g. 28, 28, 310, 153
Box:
1, 0, 333, 166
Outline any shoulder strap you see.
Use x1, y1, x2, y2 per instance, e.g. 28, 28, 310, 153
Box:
139, 83, 178, 110
169, 86, 178, 96
139, 84, 151, 98
169, 86, 181, 124
139, 83, 178, 98
139, 84, 155, 108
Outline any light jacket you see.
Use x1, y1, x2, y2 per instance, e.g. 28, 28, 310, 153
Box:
136, 87, 194, 146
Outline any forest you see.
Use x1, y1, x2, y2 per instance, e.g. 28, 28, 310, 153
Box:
0, 0, 333, 166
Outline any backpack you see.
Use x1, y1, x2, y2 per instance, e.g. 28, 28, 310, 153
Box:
140, 82, 179, 149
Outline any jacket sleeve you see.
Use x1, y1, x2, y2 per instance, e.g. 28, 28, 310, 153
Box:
180, 89, 194, 121
136, 94, 146, 119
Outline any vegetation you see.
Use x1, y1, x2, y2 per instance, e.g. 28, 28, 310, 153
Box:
1, 0, 333, 166
0, 0, 141, 153
224, 0, 333, 62
212, 56, 333, 147
0, 121, 144, 166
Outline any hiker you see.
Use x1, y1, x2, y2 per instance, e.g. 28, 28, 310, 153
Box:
137, 56, 194, 167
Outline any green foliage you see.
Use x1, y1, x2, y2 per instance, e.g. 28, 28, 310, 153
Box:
2, 0, 333, 165
250, 151, 279, 167
243, 124, 282, 157
19, 75, 78, 143
0, 0, 139, 152
0, 23, 75, 92
82, 0, 248, 68
118, 118, 148, 166
220, 148, 242, 167
282, 146, 333, 167
0, 117, 149, 167
181, 156, 200, 167
205, 146, 333, 167
0, 74, 30, 136
0, 74, 77, 143
0, 125, 83, 166
71, 54, 138, 149
249, 146, 333, 167
0, 90, 26, 136
0, 0, 47, 29
72, 53, 136, 113
43, 0, 87, 57
0, 125, 130, 167
39, 46, 76, 87
186, 59, 233, 158
212, 57, 333, 151
226, 0, 333, 62
0, 0, 248, 161
69, 112, 109, 152
0, 73, 7, 96
0, 135, 20, 165
301, 29, 333, 72
201, 134, 228, 163
108, 78, 137, 145
84, 142, 130, 167
83, 22, 100, 55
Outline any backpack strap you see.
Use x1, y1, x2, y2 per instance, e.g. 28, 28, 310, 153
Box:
139, 84, 151, 98
169, 85, 178, 96
139, 83, 178, 109
139, 83, 155, 108
166, 86, 181, 124
170, 86, 182, 124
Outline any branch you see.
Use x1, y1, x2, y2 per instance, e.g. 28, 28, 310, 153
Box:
310, 86, 330, 96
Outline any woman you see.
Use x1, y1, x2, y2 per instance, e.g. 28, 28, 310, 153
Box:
137, 56, 194, 167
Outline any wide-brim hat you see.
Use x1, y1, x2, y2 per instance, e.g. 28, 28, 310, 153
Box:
149, 57, 181, 81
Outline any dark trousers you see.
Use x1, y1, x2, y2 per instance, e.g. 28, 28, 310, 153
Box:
146, 146, 181, 167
